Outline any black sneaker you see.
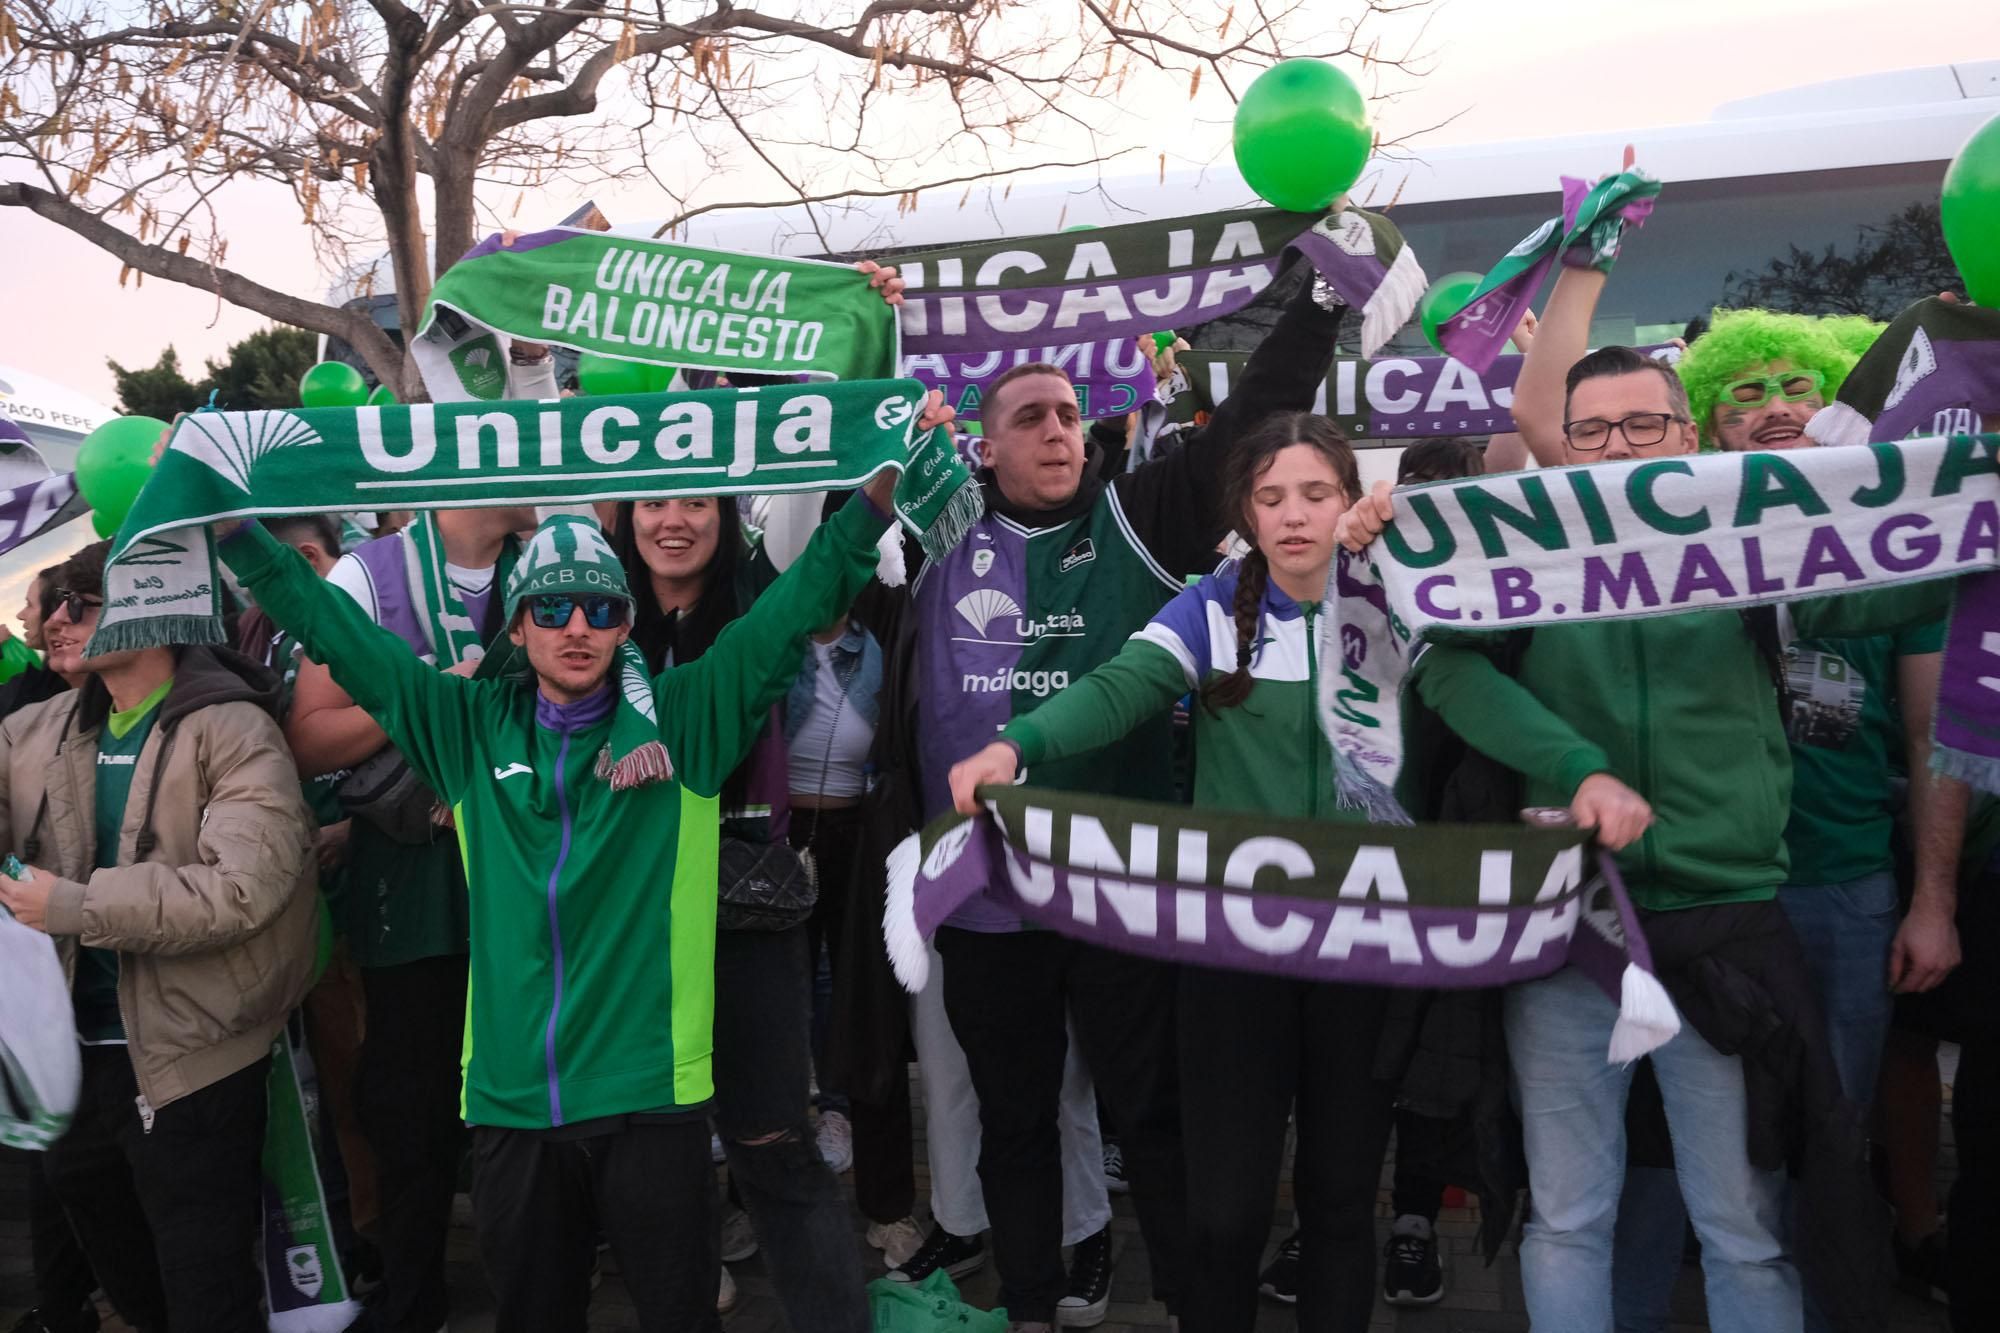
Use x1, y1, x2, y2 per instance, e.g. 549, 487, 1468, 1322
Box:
1382, 1215, 1444, 1306
1101, 1139, 1129, 1194
1057, 1227, 1112, 1327
10, 1307, 100, 1333
1257, 1231, 1299, 1305
886, 1226, 985, 1284
1893, 1229, 1948, 1305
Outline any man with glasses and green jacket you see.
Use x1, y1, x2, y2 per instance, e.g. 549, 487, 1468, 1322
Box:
204, 395, 938, 1331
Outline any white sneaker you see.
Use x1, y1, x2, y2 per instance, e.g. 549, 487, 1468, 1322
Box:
717, 1263, 738, 1314
865, 1215, 926, 1269
721, 1206, 759, 1263
816, 1109, 855, 1174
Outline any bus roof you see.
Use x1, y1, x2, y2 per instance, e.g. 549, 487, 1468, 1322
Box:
328, 61, 1999, 302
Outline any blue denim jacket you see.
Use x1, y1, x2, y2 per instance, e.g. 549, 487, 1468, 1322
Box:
782, 619, 883, 743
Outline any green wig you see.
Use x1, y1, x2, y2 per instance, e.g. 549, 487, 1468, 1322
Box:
1676, 308, 1884, 448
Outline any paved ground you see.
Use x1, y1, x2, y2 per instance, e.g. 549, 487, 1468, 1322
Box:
2, 1054, 1961, 1332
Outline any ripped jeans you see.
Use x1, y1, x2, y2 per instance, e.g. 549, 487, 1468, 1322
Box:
714, 925, 869, 1333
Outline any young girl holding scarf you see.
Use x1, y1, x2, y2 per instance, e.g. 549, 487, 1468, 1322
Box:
613, 490, 870, 1333
949, 412, 1393, 1332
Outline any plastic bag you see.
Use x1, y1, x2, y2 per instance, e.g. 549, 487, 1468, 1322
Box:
866, 1270, 1008, 1332
0, 901, 81, 1149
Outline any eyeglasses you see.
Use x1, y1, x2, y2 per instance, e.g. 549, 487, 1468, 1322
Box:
527, 594, 630, 630
52, 589, 102, 622
1563, 413, 1686, 451
1719, 369, 1825, 408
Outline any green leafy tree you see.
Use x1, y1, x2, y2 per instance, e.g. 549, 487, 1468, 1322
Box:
110, 326, 320, 417
108, 346, 202, 419
202, 327, 319, 410
1722, 202, 1961, 321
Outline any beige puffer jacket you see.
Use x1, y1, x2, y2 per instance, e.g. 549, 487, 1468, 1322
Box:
0, 646, 319, 1112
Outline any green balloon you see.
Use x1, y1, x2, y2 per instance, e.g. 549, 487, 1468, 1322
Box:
367, 383, 398, 407
76, 414, 166, 534
1942, 110, 2000, 307
299, 360, 370, 408
1418, 271, 1483, 352
1233, 59, 1372, 213
576, 353, 673, 396
1151, 330, 1178, 352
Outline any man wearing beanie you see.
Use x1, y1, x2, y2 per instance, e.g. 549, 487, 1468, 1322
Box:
203, 405, 935, 1332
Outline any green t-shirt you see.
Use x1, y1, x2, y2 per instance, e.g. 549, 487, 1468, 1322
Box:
76, 679, 171, 1043
1782, 623, 1946, 887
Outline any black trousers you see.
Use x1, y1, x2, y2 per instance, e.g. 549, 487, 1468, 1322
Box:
1948, 862, 2000, 1333
471, 1118, 718, 1333
45, 1045, 270, 1333
936, 928, 1185, 1322
29, 1147, 97, 1330
794, 804, 916, 1225
354, 955, 470, 1333
1177, 965, 1397, 1333
713, 926, 870, 1333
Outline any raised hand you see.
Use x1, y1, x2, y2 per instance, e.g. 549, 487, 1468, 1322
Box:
857, 260, 907, 307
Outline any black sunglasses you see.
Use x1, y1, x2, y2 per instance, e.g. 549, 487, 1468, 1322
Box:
527, 594, 630, 630
52, 589, 103, 622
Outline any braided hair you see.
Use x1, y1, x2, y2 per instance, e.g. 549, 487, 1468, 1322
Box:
1198, 412, 1359, 714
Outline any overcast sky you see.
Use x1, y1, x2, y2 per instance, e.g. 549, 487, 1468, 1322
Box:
2, 0, 1991, 409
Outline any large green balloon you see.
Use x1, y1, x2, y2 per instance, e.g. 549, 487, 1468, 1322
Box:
299, 360, 370, 408
76, 414, 166, 535
1418, 271, 1483, 352
1233, 59, 1372, 213
1942, 110, 2000, 307
367, 383, 398, 407
576, 353, 673, 397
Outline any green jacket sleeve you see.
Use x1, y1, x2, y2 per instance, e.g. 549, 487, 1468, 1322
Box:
1003, 637, 1189, 767
219, 523, 483, 800
659, 493, 892, 798
1411, 642, 1614, 801
1787, 579, 1955, 641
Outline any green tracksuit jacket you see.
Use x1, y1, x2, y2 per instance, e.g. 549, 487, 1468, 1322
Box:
222, 497, 890, 1129
1410, 583, 1951, 912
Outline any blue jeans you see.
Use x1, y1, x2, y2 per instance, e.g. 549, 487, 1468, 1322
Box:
1508, 966, 1800, 1333
1776, 871, 1898, 1109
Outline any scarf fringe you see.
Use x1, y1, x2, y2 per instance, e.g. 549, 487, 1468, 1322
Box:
268, 1301, 365, 1333
915, 476, 985, 564
1358, 243, 1430, 361
85, 614, 223, 656
1806, 401, 1873, 449
1929, 741, 2000, 795
882, 833, 930, 993
1608, 962, 1681, 1064
598, 740, 674, 790
1330, 747, 1414, 826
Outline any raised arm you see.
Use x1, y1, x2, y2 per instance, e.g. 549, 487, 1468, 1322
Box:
1511, 268, 1605, 467
220, 523, 483, 801
1114, 277, 1343, 577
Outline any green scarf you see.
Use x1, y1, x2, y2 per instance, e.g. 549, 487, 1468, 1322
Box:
400, 512, 515, 667
415, 227, 979, 560
87, 379, 929, 657
415, 228, 900, 391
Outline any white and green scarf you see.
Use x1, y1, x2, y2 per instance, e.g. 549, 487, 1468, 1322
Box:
86, 379, 932, 657
1320, 436, 2000, 819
